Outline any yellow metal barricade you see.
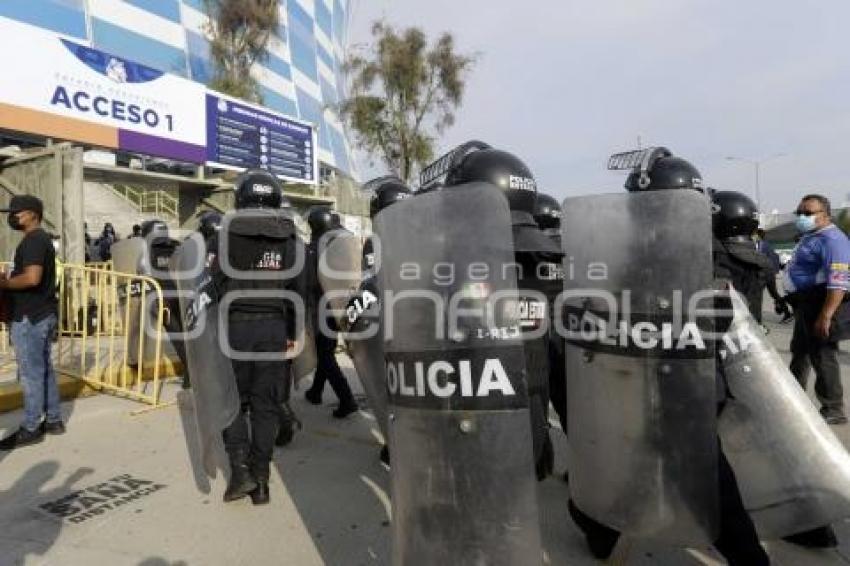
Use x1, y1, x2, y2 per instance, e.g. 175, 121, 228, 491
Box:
0, 261, 11, 356
56, 263, 168, 407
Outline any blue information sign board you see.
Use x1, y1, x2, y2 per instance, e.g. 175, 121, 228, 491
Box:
205, 93, 317, 184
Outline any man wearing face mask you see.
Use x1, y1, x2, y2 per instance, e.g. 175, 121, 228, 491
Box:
0, 196, 61, 450
784, 194, 850, 425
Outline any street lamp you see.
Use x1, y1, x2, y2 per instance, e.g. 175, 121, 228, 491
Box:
725, 153, 786, 211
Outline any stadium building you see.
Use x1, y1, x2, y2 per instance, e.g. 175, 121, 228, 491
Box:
0, 1, 366, 238
0, 0, 356, 178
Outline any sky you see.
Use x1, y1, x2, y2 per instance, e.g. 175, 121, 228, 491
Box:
346, 0, 850, 214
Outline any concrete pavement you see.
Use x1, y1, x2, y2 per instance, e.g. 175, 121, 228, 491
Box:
1, 312, 850, 565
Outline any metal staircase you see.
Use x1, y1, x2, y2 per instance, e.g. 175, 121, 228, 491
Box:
109, 185, 179, 220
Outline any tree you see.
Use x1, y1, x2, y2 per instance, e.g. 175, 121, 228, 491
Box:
204, 0, 279, 103
837, 207, 850, 235
340, 22, 475, 184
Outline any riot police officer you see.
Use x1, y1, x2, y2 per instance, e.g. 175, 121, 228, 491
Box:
713, 190, 839, 549
564, 150, 771, 563
348, 176, 411, 464
534, 192, 562, 245
442, 141, 560, 480
137, 219, 187, 382
303, 206, 358, 418
214, 169, 299, 505
533, 192, 568, 440
364, 177, 411, 275
712, 191, 788, 325
197, 210, 222, 242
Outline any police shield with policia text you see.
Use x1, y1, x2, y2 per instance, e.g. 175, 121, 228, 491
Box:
377, 176, 542, 564
562, 147, 850, 563
563, 147, 764, 562
431, 140, 561, 480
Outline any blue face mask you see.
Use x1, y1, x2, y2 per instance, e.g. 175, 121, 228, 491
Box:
796, 214, 817, 233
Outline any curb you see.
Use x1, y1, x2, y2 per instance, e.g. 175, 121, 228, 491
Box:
0, 357, 183, 413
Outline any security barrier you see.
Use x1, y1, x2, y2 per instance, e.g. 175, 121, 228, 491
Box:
55, 263, 170, 407
0, 261, 11, 356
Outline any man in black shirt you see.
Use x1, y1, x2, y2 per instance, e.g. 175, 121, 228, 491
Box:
0, 195, 61, 450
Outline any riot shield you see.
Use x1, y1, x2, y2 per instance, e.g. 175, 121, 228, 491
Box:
110, 238, 151, 366
317, 228, 363, 320
290, 236, 316, 386
376, 183, 542, 565
111, 238, 146, 274
561, 189, 718, 543
719, 290, 850, 537
318, 230, 392, 438
343, 278, 390, 440
147, 239, 187, 375
172, 235, 239, 479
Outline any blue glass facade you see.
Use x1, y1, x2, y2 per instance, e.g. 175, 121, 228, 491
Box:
91, 18, 188, 77
0, 0, 88, 40
0, 0, 356, 177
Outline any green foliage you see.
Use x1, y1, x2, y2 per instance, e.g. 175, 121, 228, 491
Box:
203, 0, 279, 103
837, 208, 850, 235
340, 22, 475, 184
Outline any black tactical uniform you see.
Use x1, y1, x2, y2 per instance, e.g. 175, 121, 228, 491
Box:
303, 206, 358, 418
534, 193, 568, 435
215, 169, 299, 505
568, 154, 770, 565
713, 190, 839, 551
443, 142, 558, 480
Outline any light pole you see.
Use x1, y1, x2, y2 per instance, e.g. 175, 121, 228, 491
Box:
725, 153, 786, 211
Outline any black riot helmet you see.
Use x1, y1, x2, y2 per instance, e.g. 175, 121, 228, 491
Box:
610, 147, 704, 193
534, 193, 562, 231
234, 168, 283, 209
711, 190, 759, 239
140, 219, 168, 239
366, 176, 412, 218
430, 141, 557, 254
441, 141, 538, 215
197, 210, 222, 240
307, 206, 335, 239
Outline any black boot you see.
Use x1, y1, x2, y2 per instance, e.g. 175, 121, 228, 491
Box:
783, 525, 838, 548
379, 444, 390, 466
223, 453, 257, 502
305, 388, 322, 405
275, 403, 301, 447
568, 499, 620, 560
250, 480, 270, 505
332, 399, 358, 419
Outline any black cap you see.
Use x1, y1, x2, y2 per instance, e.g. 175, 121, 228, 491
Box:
0, 195, 43, 216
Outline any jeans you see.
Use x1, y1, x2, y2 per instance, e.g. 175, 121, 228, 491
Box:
11, 314, 60, 432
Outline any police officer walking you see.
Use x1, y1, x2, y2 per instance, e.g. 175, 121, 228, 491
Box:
784, 194, 850, 425
303, 206, 358, 418
437, 140, 560, 480
712, 191, 783, 325
564, 149, 770, 564
214, 169, 300, 505
347, 177, 412, 464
